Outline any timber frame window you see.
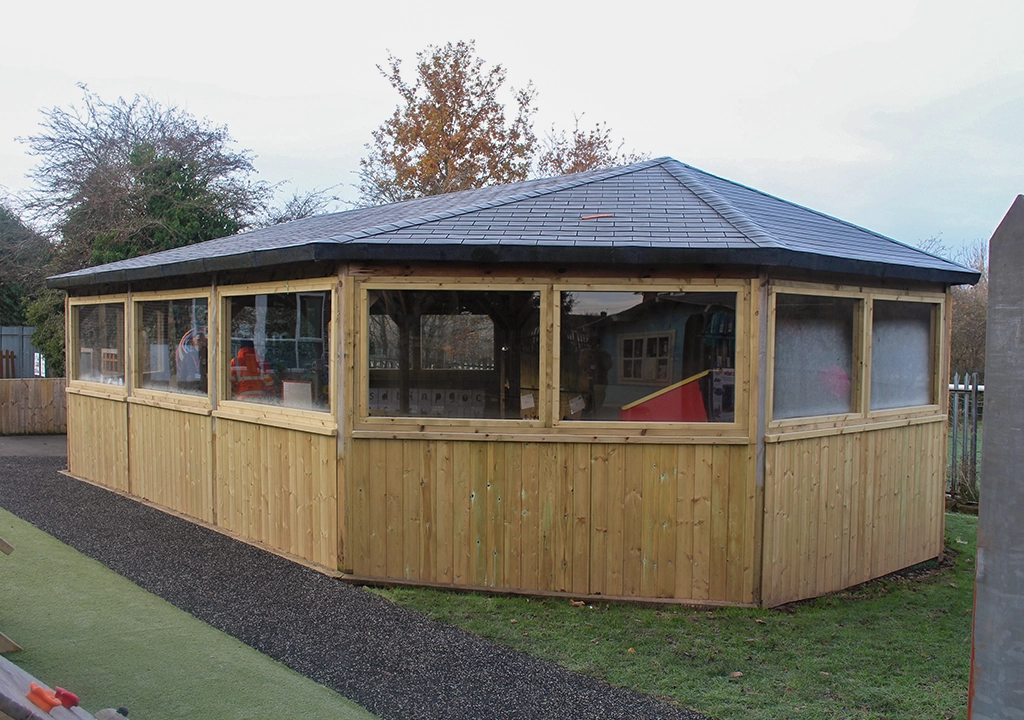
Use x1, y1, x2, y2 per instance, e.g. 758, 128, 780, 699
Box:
620, 332, 674, 384
870, 300, 936, 410
557, 288, 738, 424
217, 278, 337, 427
361, 286, 543, 421
356, 278, 747, 435
133, 291, 211, 400
768, 285, 944, 427
69, 297, 127, 390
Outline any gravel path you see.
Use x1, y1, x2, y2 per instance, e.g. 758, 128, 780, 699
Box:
0, 456, 705, 720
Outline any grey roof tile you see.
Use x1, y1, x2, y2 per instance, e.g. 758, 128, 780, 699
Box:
49, 157, 979, 289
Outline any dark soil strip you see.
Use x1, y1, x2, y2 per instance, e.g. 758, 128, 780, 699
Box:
0, 458, 705, 720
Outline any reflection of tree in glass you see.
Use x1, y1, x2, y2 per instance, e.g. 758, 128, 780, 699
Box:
421, 314, 494, 369
231, 303, 256, 338
368, 315, 401, 368
265, 295, 296, 338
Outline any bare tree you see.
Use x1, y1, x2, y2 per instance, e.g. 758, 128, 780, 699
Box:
537, 115, 648, 176
949, 241, 988, 379
918, 238, 988, 379
262, 185, 341, 225
21, 85, 272, 271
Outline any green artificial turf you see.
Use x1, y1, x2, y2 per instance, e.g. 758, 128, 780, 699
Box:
0, 508, 377, 720
376, 514, 978, 720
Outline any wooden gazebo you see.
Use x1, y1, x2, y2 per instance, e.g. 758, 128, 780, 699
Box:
49, 157, 978, 606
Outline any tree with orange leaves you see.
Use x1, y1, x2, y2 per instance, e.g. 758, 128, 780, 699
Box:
358, 41, 537, 205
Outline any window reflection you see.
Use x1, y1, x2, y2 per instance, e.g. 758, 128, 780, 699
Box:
138, 298, 208, 396
366, 289, 540, 419
560, 291, 736, 422
74, 303, 125, 385
229, 292, 330, 411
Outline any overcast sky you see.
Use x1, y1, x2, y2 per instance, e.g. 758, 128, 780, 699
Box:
2, 0, 1021, 251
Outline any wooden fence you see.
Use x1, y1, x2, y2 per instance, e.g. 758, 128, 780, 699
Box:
0, 379, 67, 434
0, 350, 14, 379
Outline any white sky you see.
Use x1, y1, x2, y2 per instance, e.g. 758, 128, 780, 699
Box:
2, 0, 1022, 250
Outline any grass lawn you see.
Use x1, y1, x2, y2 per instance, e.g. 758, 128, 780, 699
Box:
0, 508, 377, 720
375, 514, 977, 720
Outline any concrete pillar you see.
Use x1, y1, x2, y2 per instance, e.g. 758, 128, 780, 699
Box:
970, 195, 1024, 719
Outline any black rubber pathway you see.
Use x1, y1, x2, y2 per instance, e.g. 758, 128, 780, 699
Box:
0, 456, 706, 720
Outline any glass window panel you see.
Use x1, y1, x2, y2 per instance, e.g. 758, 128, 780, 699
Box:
871, 300, 934, 410
138, 298, 208, 396
366, 289, 540, 419
773, 294, 856, 420
74, 303, 125, 385
421, 314, 494, 369
228, 291, 330, 411
560, 291, 736, 422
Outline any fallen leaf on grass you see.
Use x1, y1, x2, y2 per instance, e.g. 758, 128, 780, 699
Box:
627, 647, 636, 654
729, 671, 743, 678
569, 600, 585, 607
820, 671, 830, 676
510, 619, 518, 624
949, 582, 959, 588
754, 619, 766, 624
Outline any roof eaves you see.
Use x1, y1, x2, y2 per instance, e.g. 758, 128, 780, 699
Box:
46, 240, 981, 290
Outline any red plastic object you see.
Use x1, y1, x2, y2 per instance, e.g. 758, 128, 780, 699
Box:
619, 376, 707, 422
27, 682, 62, 712
56, 687, 80, 709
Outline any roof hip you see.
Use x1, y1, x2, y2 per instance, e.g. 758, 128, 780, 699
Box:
659, 161, 785, 249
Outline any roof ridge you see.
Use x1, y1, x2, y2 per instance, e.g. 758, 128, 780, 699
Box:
659, 161, 784, 249
332, 158, 669, 243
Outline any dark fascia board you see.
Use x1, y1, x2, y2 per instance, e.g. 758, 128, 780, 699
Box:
47, 241, 981, 290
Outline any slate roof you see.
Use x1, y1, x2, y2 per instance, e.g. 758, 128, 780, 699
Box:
48, 157, 979, 289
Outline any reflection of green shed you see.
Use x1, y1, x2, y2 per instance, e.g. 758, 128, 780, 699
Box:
49, 157, 978, 606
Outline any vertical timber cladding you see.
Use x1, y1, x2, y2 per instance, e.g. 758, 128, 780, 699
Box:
128, 403, 214, 523
67, 392, 129, 492
0, 379, 67, 434
215, 418, 338, 568
762, 420, 946, 607
348, 438, 757, 603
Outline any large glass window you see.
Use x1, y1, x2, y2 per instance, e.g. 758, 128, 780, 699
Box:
228, 291, 331, 411
366, 289, 540, 419
871, 301, 934, 410
74, 303, 125, 385
773, 294, 856, 420
137, 298, 208, 396
559, 291, 736, 422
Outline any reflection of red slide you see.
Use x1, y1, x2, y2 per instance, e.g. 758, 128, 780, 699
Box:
620, 371, 708, 422
231, 346, 273, 399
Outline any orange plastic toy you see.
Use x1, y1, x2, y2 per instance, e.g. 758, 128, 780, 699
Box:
27, 682, 61, 712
